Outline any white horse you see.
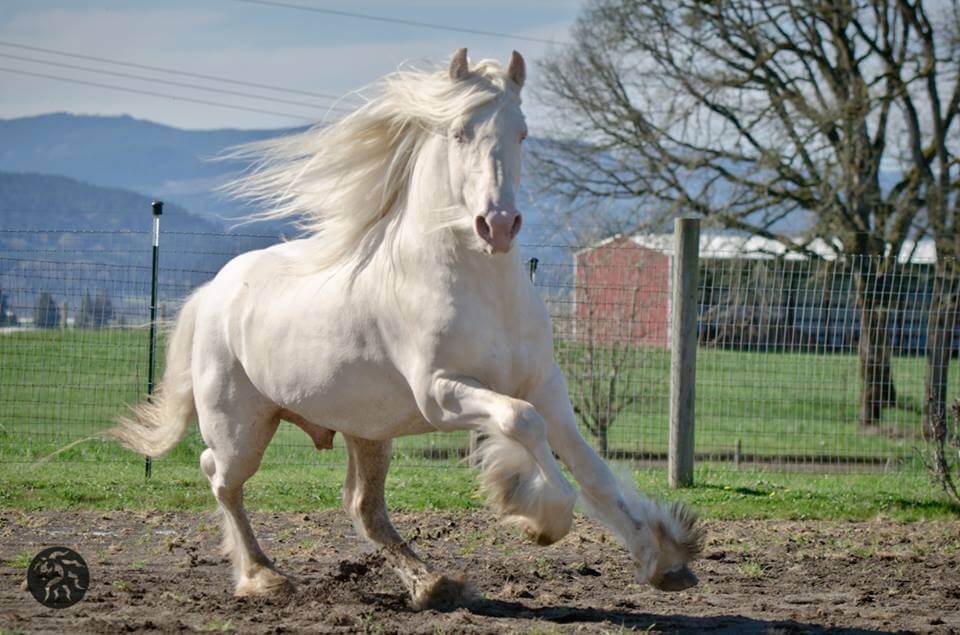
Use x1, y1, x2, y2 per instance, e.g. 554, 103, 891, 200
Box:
112, 49, 703, 608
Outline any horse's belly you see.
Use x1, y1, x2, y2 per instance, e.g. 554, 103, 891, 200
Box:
261, 359, 428, 441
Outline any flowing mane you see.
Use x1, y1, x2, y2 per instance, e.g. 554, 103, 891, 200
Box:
222, 58, 515, 270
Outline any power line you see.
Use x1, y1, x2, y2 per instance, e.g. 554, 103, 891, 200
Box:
0, 40, 363, 102
0, 52, 352, 114
0, 66, 320, 122
227, 0, 563, 45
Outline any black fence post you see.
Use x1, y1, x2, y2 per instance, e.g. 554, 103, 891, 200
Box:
145, 200, 163, 479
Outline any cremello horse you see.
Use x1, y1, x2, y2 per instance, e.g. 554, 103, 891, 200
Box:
112, 49, 703, 608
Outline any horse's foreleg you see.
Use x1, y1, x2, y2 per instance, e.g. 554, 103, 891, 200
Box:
527, 367, 637, 532
342, 435, 473, 609
528, 364, 703, 590
419, 374, 576, 545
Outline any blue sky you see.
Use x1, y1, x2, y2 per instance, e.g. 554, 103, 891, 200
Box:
0, 0, 580, 130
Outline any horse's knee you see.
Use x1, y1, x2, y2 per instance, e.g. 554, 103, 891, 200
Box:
345, 491, 392, 544
200, 448, 217, 481
499, 401, 547, 447
202, 451, 242, 505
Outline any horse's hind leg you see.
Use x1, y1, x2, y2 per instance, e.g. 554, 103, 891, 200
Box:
343, 435, 473, 609
197, 376, 290, 596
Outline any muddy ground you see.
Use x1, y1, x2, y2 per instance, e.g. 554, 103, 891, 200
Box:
1, 509, 958, 634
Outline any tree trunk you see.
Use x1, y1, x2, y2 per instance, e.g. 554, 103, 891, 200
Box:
923, 269, 958, 439
597, 423, 609, 458
856, 269, 897, 427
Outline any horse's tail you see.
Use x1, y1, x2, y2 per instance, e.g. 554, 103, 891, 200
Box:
109, 286, 205, 458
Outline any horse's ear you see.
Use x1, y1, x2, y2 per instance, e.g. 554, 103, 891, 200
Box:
507, 50, 526, 90
449, 48, 469, 81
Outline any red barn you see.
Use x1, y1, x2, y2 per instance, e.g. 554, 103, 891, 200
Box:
572, 232, 896, 348
574, 235, 672, 347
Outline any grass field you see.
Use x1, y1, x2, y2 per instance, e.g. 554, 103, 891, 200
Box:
0, 458, 956, 520
1, 330, 958, 520
1, 328, 954, 465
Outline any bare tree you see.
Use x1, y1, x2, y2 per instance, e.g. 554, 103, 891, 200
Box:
561, 246, 664, 455
535, 0, 960, 426
918, 399, 960, 505
565, 285, 641, 456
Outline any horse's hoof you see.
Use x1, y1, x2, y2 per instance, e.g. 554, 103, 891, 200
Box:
411, 574, 476, 611
524, 526, 563, 546
234, 567, 294, 597
651, 566, 698, 592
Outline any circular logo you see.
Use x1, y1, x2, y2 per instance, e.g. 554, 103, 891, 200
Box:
26, 547, 89, 609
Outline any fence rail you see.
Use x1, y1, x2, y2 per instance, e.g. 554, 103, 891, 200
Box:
1, 221, 957, 473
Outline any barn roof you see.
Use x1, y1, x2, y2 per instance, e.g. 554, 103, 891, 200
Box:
579, 232, 937, 264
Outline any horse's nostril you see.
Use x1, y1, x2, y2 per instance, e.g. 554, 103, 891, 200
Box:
475, 215, 491, 240
510, 213, 522, 238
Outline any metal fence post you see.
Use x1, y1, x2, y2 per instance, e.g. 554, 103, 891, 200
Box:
145, 200, 163, 479
669, 217, 700, 488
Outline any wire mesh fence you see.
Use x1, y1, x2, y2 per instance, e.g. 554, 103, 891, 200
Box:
562, 235, 959, 472
1, 225, 957, 472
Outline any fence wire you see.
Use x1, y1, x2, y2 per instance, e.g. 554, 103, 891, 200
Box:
1, 227, 956, 472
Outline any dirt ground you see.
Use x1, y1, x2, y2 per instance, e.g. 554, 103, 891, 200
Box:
1, 509, 958, 634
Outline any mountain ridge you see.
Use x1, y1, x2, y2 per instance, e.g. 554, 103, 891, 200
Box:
0, 112, 305, 220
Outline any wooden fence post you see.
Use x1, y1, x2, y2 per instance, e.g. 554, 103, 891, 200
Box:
669, 217, 700, 488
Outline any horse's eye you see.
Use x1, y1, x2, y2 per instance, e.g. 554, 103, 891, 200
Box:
453, 128, 467, 144
519, 131, 528, 143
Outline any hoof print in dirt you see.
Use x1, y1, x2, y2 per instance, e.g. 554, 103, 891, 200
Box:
574, 562, 601, 577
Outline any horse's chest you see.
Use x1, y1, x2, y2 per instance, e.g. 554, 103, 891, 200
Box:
440, 312, 548, 398
489, 341, 543, 397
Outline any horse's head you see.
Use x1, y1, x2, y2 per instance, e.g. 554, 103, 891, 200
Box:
223, 48, 534, 269
444, 48, 528, 255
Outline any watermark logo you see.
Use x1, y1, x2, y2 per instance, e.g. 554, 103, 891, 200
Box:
26, 547, 89, 609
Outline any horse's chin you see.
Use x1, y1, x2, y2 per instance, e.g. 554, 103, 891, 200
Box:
478, 243, 515, 256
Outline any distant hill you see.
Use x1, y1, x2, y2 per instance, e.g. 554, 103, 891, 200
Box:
0, 171, 223, 233
0, 111, 577, 251
0, 113, 303, 220
0, 173, 280, 320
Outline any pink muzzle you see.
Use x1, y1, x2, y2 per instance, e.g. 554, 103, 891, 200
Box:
475, 210, 522, 254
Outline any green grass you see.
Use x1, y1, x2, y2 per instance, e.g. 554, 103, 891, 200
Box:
2, 329, 953, 465
558, 343, 959, 460
2, 329, 958, 521
0, 459, 956, 520
4, 551, 34, 569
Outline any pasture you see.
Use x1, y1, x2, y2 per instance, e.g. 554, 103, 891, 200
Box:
2, 328, 955, 465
